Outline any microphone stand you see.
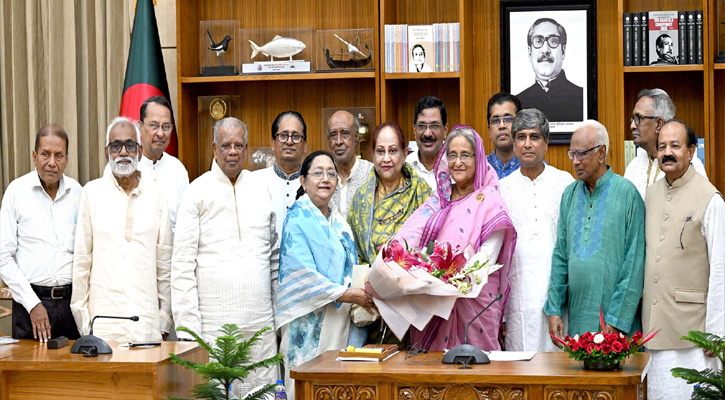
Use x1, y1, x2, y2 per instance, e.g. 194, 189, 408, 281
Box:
70, 315, 139, 357
441, 293, 503, 367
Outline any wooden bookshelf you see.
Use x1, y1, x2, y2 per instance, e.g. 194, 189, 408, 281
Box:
624, 65, 705, 73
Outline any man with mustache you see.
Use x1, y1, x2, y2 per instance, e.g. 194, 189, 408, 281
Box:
500, 108, 574, 351
517, 18, 583, 122
406, 96, 448, 188
545, 120, 645, 344
327, 110, 373, 217
71, 117, 172, 343
1, 125, 81, 342
624, 88, 707, 200
650, 34, 678, 66
252, 111, 308, 236
172, 117, 280, 389
641, 119, 724, 400
486, 92, 521, 179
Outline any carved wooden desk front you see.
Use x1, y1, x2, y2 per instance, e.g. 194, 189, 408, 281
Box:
291, 351, 649, 400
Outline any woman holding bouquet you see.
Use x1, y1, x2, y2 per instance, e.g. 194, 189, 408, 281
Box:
275, 151, 374, 397
394, 125, 516, 351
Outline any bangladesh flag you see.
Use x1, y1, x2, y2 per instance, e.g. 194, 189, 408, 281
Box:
119, 0, 177, 156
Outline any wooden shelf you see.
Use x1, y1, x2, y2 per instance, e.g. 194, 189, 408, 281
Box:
623, 65, 704, 73
714, 63, 725, 70
383, 72, 460, 80
180, 71, 375, 83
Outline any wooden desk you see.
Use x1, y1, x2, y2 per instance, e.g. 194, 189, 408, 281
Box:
0, 340, 206, 399
291, 351, 649, 400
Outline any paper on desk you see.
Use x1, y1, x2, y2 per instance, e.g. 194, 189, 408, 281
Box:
486, 351, 536, 361
0, 337, 19, 345
337, 351, 400, 362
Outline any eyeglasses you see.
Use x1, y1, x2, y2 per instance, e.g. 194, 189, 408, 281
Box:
630, 114, 658, 126
142, 121, 174, 133
414, 123, 443, 134
107, 140, 139, 154
308, 169, 338, 180
531, 35, 562, 49
219, 143, 245, 152
328, 130, 352, 141
567, 145, 602, 160
489, 116, 515, 126
276, 132, 305, 144
448, 153, 475, 163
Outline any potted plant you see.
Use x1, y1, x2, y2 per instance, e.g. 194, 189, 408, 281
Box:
169, 324, 283, 400
671, 331, 725, 399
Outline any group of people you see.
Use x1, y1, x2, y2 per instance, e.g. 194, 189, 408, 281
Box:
0, 87, 721, 400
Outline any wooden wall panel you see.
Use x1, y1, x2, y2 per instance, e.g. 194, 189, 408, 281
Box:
623, 0, 705, 13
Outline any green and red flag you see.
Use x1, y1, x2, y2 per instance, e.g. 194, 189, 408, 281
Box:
119, 0, 177, 156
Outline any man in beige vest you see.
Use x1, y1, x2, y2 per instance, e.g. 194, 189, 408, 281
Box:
642, 119, 724, 400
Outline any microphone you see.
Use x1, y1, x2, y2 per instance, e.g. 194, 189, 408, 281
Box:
442, 293, 503, 367
71, 315, 139, 356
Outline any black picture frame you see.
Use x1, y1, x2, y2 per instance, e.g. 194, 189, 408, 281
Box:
500, 0, 597, 144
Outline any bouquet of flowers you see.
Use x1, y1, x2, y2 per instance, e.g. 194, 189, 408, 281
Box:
550, 311, 658, 370
366, 239, 502, 340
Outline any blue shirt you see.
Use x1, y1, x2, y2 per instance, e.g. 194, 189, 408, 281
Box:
487, 152, 520, 179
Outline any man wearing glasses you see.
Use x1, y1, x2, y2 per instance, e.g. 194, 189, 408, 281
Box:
71, 117, 173, 343
517, 18, 583, 122
545, 120, 645, 345
486, 92, 521, 179
406, 96, 448, 188
137, 96, 189, 229
253, 111, 308, 236
624, 88, 707, 200
327, 110, 373, 217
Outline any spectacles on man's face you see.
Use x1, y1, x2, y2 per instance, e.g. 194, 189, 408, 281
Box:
489, 116, 515, 126
108, 140, 139, 154
276, 132, 305, 144
142, 121, 174, 133
414, 123, 443, 134
448, 153, 475, 163
630, 114, 658, 126
308, 169, 338, 180
567, 145, 602, 161
531, 35, 561, 49
328, 130, 352, 142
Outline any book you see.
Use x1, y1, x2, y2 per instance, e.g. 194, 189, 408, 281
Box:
641, 12, 649, 65
624, 140, 636, 169
623, 13, 633, 66
339, 344, 399, 360
698, 137, 706, 167
678, 12, 688, 64
696, 10, 703, 64
647, 11, 679, 66
687, 11, 696, 64
633, 14, 641, 66
408, 25, 434, 73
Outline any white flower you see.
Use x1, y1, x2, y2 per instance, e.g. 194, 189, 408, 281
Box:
573, 334, 580, 341
593, 333, 605, 344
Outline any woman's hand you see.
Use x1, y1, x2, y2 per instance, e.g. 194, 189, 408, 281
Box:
338, 288, 376, 314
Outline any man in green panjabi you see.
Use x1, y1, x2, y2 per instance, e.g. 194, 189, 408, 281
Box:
544, 120, 645, 346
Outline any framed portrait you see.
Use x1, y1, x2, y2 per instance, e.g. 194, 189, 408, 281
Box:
501, 0, 597, 144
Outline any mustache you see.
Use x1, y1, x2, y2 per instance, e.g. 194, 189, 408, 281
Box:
537, 54, 554, 63
114, 156, 134, 163
661, 155, 677, 164
420, 135, 437, 143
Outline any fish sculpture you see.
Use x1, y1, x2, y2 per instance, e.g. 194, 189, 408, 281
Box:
249, 35, 306, 61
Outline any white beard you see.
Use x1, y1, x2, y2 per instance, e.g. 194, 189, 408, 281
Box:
109, 154, 138, 178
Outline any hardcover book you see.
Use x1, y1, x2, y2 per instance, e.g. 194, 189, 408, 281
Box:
678, 12, 688, 64
687, 11, 696, 64
408, 25, 434, 73
623, 13, 633, 66
648, 11, 679, 65
696, 10, 704, 64
633, 14, 641, 66
641, 12, 649, 65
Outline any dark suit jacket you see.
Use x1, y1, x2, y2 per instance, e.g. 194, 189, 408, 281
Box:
516, 70, 584, 122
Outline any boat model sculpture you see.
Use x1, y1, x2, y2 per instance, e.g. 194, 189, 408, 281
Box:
324, 33, 372, 69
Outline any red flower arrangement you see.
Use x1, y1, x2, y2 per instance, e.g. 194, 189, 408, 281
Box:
550, 310, 658, 369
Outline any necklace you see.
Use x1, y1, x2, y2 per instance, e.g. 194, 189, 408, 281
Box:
376, 175, 405, 199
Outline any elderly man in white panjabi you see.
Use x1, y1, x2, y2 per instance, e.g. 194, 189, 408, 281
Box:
172, 117, 279, 388
500, 109, 574, 351
71, 117, 173, 342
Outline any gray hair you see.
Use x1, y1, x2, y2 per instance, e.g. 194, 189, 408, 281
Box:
577, 120, 609, 149
213, 117, 248, 144
637, 88, 676, 120
105, 116, 141, 145
445, 126, 476, 153
512, 108, 550, 141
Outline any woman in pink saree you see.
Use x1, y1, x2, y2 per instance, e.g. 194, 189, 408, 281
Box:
394, 125, 516, 351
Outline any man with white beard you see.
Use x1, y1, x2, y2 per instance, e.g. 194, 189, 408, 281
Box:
71, 117, 172, 343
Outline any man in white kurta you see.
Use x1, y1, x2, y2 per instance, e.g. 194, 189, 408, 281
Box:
500, 109, 574, 351
624, 88, 707, 199
71, 117, 172, 342
172, 117, 279, 388
641, 120, 724, 400
252, 111, 307, 236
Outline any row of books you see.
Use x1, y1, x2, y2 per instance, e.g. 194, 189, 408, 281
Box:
384, 23, 460, 73
623, 10, 703, 66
